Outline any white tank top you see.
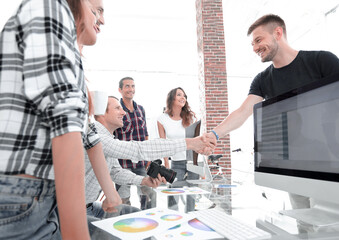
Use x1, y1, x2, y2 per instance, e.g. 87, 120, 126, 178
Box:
157, 113, 186, 160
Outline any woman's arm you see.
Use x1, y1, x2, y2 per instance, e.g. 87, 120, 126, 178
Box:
52, 132, 90, 240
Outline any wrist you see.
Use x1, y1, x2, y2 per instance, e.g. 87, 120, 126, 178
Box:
185, 138, 193, 149
141, 177, 147, 186
211, 130, 219, 140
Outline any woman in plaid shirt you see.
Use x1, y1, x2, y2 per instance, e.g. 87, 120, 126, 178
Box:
0, 0, 100, 239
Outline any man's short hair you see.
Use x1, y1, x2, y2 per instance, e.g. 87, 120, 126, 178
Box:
119, 77, 134, 89
247, 14, 286, 37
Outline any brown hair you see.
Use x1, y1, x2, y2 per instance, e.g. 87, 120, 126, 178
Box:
66, 0, 83, 23
68, 0, 93, 115
247, 14, 287, 37
165, 87, 196, 127
119, 77, 134, 89
66, 0, 89, 37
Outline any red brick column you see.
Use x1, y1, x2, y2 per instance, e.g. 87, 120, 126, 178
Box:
195, 0, 231, 175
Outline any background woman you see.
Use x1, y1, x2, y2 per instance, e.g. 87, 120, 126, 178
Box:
157, 87, 199, 211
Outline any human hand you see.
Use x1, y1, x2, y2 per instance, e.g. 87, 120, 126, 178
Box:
101, 189, 122, 213
141, 174, 167, 188
202, 132, 217, 145
203, 132, 218, 143
186, 135, 216, 155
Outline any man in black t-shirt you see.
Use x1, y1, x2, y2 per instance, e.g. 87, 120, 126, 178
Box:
206, 13, 339, 144
204, 14, 339, 225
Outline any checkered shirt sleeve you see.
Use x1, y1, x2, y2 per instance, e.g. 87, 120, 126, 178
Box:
96, 122, 187, 164
84, 121, 188, 203
83, 123, 101, 150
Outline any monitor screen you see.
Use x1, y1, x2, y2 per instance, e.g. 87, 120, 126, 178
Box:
254, 74, 339, 183
253, 73, 339, 226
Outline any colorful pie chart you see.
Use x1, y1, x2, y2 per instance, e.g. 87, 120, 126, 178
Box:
146, 213, 156, 216
160, 214, 183, 221
113, 218, 158, 233
180, 231, 193, 236
189, 189, 203, 193
161, 189, 185, 194
188, 218, 215, 231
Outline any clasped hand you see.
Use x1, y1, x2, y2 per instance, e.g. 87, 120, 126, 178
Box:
187, 135, 216, 155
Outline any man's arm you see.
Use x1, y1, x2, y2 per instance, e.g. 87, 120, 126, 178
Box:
52, 132, 90, 240
110, 157, 143, 185
86, 143, 122, 212
209, 95, 263, 140
100, 126, 213, 164
110, 158, 165, 187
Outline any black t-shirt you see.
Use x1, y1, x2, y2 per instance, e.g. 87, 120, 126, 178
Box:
249, 50, 339, 100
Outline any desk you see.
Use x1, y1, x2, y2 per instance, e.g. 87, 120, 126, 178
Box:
154, 180, 339, 240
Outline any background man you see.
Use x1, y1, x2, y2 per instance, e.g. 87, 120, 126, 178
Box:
114, 77, 154, 209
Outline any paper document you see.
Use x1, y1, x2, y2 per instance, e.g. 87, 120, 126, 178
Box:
154, 217, 223, 240
91, 208, 191, 240
155, 186, 210, 196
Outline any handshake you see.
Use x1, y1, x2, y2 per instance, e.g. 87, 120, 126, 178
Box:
185, 133, 217, 156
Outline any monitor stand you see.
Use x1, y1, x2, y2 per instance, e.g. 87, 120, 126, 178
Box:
280, 200, 339, 227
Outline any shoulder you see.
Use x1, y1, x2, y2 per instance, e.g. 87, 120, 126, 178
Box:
299, 50, 339, 74
94, 121, 110, 136
19, 0, 73, 23
16, 0, 76, 44
157, 113, 169, 122
299, 50, 338, 60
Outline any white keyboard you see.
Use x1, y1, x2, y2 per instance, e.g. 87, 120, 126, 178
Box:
192, 208, 272, 240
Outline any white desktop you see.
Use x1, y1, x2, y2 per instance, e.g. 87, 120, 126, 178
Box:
253, 73, 339, 227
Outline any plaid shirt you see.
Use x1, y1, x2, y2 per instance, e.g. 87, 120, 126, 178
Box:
0, 0, 88, 180
85, 121, 186, 204
114, 99, 149, 169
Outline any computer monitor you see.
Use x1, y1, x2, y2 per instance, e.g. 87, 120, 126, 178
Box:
253, 73, 339, 227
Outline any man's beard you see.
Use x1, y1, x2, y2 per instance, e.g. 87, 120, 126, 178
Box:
261, 41, 279, 62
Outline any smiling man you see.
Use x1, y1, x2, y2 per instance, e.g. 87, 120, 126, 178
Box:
204, 13, 339, 226
113, 76, 155, 210
85, 96, 215, 229
206, 14, 339, 141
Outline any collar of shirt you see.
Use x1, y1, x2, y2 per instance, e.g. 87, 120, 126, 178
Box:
120, 98, 138, 113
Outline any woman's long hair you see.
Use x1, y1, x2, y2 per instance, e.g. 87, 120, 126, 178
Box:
67, 0, 89, 38
165, 87, 196, 127
66, 0, 94, 116
66, 0, 84, 22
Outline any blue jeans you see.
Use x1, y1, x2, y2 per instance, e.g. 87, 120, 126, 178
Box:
115, 166, 156, 210
168, 160, 199, 212
0, 175, 60, 240
87, 201, 140, 240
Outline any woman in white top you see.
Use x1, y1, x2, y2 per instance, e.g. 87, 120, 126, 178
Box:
157, 87, 198, 211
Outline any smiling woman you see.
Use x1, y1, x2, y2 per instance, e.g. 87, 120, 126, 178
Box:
77, 0, 99, 46
0, 0, 105, 239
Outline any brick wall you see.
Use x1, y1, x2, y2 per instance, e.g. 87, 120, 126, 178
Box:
195, 0, 231, 176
